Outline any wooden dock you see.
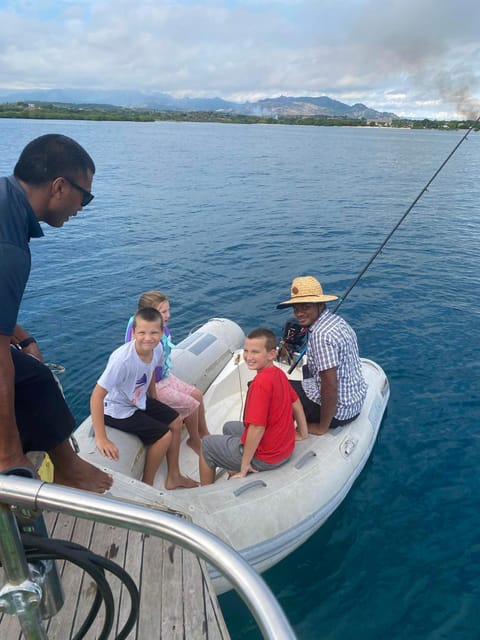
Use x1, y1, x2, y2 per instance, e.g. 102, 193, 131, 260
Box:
0, 503, 231, 639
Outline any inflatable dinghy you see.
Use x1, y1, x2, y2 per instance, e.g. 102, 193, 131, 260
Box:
75, 318, 389, 594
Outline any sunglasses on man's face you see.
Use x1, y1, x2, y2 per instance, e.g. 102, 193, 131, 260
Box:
64, 177, 94, 207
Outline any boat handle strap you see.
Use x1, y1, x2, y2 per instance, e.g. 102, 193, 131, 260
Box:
294, 451, 317, 469
233, 480, 267, 497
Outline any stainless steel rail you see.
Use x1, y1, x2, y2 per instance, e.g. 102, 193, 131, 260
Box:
0, 475, 296, 640
0, 502, 47, 639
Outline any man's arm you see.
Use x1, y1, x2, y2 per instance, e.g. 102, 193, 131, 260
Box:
318, 367, 338, 433
11, 324, 44, 362
308, 367, 338, 435
230, 424, 265, 478
90, 383, 119, 460
293, 398, 308, 440
0, 334, 33, 472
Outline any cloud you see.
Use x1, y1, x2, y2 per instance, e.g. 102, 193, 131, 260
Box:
343, 0, 480, 116
0, 0, 478, 118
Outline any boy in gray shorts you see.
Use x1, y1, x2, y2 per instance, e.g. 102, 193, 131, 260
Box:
199, 328, 307, 484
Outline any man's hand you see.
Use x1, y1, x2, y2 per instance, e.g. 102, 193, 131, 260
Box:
293, 398, 308, 439
11, 326, 44, 363
315, 367, 338, 433
21, 341, 44, 362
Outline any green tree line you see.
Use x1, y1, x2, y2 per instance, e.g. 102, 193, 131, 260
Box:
0, 102, 155, 122
0, 101, 478, 130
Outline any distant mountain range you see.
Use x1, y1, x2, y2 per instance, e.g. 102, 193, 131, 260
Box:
0, 88, 398, 121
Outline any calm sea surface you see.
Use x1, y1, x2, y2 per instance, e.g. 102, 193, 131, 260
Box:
1, 119, 479, 639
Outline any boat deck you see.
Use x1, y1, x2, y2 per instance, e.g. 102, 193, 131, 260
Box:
0, 503, 230, 639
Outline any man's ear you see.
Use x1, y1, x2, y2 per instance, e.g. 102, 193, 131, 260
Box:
50, 177, 66, 201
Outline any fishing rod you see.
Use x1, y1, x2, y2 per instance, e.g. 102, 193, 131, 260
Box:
333, 116, 479, 312
286, 116, 479, 373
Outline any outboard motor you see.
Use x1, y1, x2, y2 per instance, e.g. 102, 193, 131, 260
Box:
278, 316, 308, 364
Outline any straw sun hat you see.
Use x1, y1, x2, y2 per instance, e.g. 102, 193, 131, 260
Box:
276, 276, 338, 309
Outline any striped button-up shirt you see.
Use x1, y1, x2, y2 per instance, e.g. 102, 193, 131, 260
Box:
302, 309, 367, 420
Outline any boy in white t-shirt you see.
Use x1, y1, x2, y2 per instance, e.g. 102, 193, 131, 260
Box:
90, 307, 197, 488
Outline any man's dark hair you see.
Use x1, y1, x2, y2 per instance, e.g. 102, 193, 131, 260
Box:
247, 328, 277, 352
13, 134, 95, 185
132, 307, 164, 330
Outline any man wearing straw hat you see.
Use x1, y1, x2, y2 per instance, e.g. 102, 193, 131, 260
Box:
277, 276, 367, 435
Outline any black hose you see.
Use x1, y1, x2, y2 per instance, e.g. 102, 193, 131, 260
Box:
19, 534, 140, 640
21, 536, 115, 640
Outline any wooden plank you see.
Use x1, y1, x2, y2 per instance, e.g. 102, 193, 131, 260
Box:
46, 515, 96, 639
183, 551, 209, 638
43, 511, 84, 639
203, 569, 231, 640
137, 532, 165, 639
116, 528, 145, 639
71, 521, 129, 640
161, 542, 185, 639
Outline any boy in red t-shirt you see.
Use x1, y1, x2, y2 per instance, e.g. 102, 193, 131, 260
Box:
200, 328, 308, 484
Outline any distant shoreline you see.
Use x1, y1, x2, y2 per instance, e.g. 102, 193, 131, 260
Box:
0, 101, 478, 131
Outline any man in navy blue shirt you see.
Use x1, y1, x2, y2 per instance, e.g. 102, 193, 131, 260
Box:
0, 134, 112, 492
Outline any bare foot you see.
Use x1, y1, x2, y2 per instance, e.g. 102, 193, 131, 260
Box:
186, 437, 202, 456
53, 457, 112, 493
49, 441, 113, 493
165, 474, 199, 490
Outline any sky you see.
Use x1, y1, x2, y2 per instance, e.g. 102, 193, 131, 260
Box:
0, 0, 479, 120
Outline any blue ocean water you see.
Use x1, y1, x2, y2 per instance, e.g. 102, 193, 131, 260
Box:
1, 119, 479, 639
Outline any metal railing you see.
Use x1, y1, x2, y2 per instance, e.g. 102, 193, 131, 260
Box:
0, 475, 296, 640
